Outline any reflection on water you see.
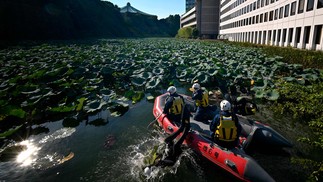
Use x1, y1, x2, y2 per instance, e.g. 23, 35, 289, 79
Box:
16, 140, 40, 167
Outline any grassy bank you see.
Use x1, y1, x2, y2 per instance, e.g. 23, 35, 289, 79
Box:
224, 41, 323, 69
226, 40, 323, 181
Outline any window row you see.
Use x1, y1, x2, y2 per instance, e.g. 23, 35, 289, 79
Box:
221, 0, 323, 23
225, 25, 323, 48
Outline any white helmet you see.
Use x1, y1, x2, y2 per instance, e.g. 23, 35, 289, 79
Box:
192, 83, 200, 90
167, 86, 177, 94
220, 100, 231, 111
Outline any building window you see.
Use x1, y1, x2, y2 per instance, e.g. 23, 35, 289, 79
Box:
257, 0, 260, 8
261, 0, 264, 7
291, 1, 296, 16
315, 25, 322, 44
271, 0, 275, 3
273, 30, 276, 42
289, 28, 294, 42
274, 9, 278, 20
278, 29, 281, 42
253, 2, 256, 10
285, 4, 290, 17
296, 27, 301, 43
264, 12, 268, 22
298, 0, 305, 13
260, 14, 263, 23
266, 0, 269, 5
306, 0, 314, 11
304, 26, 311, 44
283, 29, 287, 42
279, 7, 284, 19
318, 0, 323, 9
256, 15, 259, 23
269, 11, 274, 21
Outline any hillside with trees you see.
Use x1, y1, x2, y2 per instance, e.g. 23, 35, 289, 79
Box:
0, 0, 180, 41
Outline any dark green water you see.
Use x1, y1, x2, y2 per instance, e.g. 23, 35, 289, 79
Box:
0, 92, 311, 182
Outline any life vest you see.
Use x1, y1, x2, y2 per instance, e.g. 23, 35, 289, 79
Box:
195, 90, 209, 107
215, 115, 238, 142
169, 96, 184, 115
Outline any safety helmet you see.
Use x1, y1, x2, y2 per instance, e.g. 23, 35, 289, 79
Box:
167, 86, 177, 94
220, 100, 231, 111
192, 83, 200, 90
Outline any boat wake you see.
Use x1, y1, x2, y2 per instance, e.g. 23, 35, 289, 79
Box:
125, 134, 205, 181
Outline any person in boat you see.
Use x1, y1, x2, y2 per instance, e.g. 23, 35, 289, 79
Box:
190, 83, 216, 123
163, 86, 185, 124
233, 96, 257, 116
159, 86, 190, 166
210, 100, 242, 149
224, 85, 257, 116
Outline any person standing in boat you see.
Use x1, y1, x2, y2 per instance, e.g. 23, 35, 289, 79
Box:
161, 86, 191, 165
210, 100, 242, 149
190, 83, 216, 123
163, 86, 185, 124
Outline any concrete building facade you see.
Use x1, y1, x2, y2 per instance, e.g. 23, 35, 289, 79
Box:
219, 0, 323, 50
181, 0, 220, 38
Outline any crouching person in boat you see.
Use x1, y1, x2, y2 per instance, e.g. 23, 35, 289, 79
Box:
190, 83, 216, 124
160, 86, 191, 165
210, 100, 242, 149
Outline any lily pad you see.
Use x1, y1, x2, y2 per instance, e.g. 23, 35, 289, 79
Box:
62, 117, 80, 127
84, 100, 108, 115
0, 125, 23, 139
264, 89, 280, 101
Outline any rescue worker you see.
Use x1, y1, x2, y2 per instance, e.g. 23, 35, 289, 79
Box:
160, 86, 190, 166
163, 86, 185, 124
210, 100, 242, 149
234, 96, 257, 116
191, 83, 216, 123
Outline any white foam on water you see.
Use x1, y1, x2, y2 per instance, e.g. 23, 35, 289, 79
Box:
39, 127, 76, 144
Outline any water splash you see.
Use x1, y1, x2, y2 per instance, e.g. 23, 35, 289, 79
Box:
39, 127, 76, 144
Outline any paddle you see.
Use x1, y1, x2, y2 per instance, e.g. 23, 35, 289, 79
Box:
147, 113, 162, 129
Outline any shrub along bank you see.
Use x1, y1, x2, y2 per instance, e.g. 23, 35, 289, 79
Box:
228, 41, 323, 181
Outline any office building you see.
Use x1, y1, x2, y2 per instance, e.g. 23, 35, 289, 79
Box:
181, 0, 220, 38
219, 0, 323, 50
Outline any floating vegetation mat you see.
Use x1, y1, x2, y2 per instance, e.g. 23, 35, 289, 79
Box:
0, 38, 321, 137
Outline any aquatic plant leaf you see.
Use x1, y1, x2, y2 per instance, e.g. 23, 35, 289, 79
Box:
132, 91, 144, 103
0, 105, 26, 118
264, 89, 280, 101
0, 125, 22, 139
302, 73, 319, 81
84, 100, 108, 114
255, 90, 264, 99
146, 76, 161, 90
283, 77, 296, 82
49, 105, 76, 113
76, 97, 86, 112
62, 117, 80, 127
131, 76, 146, 87
109, 102, 129, 116
88, 118, 108, 126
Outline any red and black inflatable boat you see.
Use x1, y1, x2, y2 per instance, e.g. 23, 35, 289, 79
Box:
153, 93, 279, 182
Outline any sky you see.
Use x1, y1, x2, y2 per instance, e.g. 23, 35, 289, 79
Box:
107, 0, 185, 19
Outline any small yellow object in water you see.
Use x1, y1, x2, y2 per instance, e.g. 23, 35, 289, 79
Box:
59, 152, 74, 164
251, 79, 255, 86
